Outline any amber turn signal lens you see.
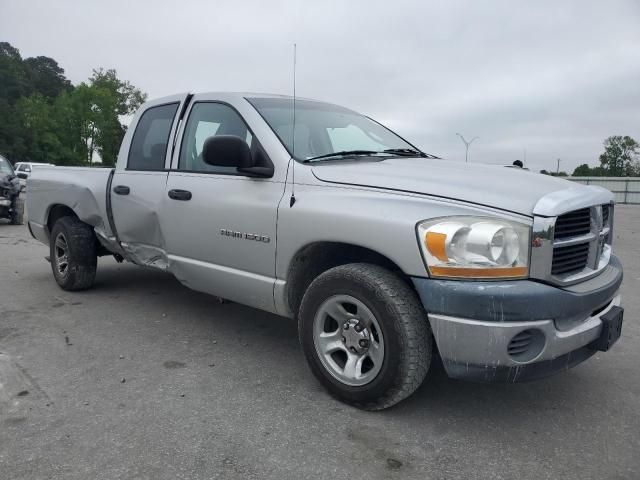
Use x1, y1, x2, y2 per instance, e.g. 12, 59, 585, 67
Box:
429, 266, 528, 278
425, 231, 448, 262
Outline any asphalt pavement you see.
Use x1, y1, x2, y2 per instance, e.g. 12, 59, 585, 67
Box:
1, 206, 639, 479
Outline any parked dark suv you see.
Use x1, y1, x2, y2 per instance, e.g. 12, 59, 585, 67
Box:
0, 155, 24, 225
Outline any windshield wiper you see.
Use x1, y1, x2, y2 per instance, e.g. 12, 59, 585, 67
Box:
383, 148, 427, 157
304, 148, 438, 162
304, 150, 382, 162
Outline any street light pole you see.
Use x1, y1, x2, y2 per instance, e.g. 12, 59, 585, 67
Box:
456, 133, 479, 163
556, 158, 561, 175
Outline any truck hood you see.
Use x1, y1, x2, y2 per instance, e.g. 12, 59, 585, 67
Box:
311, 157, 586, 216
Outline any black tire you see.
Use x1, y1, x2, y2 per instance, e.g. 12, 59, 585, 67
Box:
299, 263, 432, 410
9, 198, 24, 225
49, 216, 97, 291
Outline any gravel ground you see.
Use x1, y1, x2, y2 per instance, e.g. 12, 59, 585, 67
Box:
0, 206, 638, 480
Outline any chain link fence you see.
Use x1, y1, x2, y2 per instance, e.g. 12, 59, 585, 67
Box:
567, 177, 640, 204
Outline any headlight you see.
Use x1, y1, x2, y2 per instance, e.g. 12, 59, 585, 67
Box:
417, 216, 531, 279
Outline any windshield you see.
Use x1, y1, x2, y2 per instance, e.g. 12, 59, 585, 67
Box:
247, 97, 417, 161
0, 156, 14, 176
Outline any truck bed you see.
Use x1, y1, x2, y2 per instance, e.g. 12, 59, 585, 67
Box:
26, 166, 115, 244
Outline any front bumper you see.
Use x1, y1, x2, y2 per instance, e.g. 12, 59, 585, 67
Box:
412, 255, 624, 382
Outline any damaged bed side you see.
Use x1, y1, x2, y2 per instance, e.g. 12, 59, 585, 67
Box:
25, 166, 126, 260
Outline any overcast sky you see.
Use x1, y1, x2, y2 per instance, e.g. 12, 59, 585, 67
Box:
2, 0, 639, 173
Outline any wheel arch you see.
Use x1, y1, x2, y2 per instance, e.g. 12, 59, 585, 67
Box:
285, 241, 416, 319
46, 204, 78, 233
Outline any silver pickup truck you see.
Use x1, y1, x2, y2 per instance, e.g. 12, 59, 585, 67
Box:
27, 93, 624, 410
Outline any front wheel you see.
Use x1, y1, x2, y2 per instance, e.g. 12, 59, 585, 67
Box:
299, 263, 432, 410
49, 216, 97, 291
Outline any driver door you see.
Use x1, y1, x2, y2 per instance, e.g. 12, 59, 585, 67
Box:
159, 100, 286, 312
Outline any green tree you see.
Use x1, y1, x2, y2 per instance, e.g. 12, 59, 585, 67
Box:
0, 44, 76, 162
16, 93, 57, 162
0, 42, 28, 161
23, 56, 72, 99
51, 91, 89, 165
572, 164, 608, 177
71, 83, 101, 164
90, 68, 146, 116
0, 42, 147, 166
0, 42, 28, 102
80, 69, 147, 166
599, 136, 640, 176
572, 164, 591, 176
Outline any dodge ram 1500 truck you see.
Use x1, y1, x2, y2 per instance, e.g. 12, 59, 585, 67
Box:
26, 93, 624, 410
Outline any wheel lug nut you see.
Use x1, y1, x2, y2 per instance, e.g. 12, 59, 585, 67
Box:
358, 339, 369, 348
341, 336, 346, 343
350, 347, 357, 353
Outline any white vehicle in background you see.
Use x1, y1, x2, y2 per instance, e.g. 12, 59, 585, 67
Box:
14, 162, 55, 189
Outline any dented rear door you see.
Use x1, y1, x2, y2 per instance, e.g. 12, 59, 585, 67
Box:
110, 95, 190, 268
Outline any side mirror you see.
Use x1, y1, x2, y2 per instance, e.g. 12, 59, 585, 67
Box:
16, 172, 28, 179
203, 135, 254, 169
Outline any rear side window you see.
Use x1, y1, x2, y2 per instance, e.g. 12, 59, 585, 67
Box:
128, 103, 179, 170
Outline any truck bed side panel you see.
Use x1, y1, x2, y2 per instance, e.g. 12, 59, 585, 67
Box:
26, 166, 114, 244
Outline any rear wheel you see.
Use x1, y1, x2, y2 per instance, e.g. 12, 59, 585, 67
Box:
50, 216, 97, 291
299, 263, 432, 410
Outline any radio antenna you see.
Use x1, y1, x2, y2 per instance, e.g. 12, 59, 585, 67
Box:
289, 43, 297, 207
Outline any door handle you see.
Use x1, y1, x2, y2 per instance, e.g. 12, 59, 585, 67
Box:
168, 189, 192, 201
113, 185, 130, 195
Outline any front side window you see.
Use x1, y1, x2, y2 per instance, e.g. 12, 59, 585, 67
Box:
128, 103, 179, 170
178, 102, 253, 174
247, 97, 416, 161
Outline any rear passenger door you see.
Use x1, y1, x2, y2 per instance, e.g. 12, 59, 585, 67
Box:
111, 95, 188, 268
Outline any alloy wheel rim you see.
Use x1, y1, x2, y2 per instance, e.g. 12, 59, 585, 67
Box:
312, 294, 385, 387
54, 232, 70, 278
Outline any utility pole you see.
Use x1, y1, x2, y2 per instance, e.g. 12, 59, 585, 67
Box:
556, 158, 561, 174
456, 133, 479, 163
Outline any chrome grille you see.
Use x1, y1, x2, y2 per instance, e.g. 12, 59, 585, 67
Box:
551, 243, 590, 275
531, 201, 613, 286
554, 208, 591, 239
602, 204, 610, 224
